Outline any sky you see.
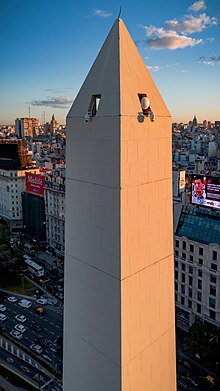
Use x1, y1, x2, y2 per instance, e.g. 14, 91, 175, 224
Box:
0, 0, 219, 125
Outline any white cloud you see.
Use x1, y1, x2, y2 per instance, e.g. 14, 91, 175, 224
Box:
147, 65, 160, 72
188, 1, 206, 12
165, 13, 217, 34
145, 26, 202, 49
93, 9, 112, 17
30, 97, 72, 109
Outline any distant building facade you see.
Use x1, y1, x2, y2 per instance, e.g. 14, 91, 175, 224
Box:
44, 167, 65, 257
15, 117, 39, 139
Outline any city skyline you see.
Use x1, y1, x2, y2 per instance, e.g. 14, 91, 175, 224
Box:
0, 0, 219, 125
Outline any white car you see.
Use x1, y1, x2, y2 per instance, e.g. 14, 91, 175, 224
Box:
30, 343, 43, 354
18, 299, 32, 308
0, 304, 6, 312
14, 323, 27, 333
7, 296, 17, 303
10, 330, 23, 340
36, 298, 48, 305
0, 314, 7, 322
15, 314, 27, 323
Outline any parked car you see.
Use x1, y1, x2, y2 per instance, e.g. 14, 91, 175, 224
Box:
30, 343, 43, 354
14, 324, 27, 333
178, 378, 189, 390
0, 314, 8, 322
10, 330, 23, 340
18, 299, 32, 309
30, 322, 43, 332
34, 307, 46, 316
36, 298, 48, 305
15, 314, 27, 323
0, 304, 6, 312
7, 296, 17, 303
54, 284, 63, 292
178, 358, 191, 369
202, 375, 216, 387
181, 373, 199, 387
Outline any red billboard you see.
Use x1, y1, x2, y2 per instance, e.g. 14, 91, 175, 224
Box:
25, 173, 45, 197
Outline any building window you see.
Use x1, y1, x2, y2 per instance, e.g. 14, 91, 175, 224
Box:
88, 94, 101, 117
213, 250, 217, 261
181, 296, 185, 305
189, 276, 193, 286
199, 247, 203, 256
209, 298, 216, 308
188, 287, 192, 298
210, 275, 216, 284
175, 240, 179, 248
189, 266, 193, 274
182, 241, 186, 250
197, 291, 202, 301
175, 250, 179, 257
189, 255, 194, 263
210, 310, 216, 320
181, 285, 185, 294
188, 300, 192, 309
181, 273, 185, 283
182, 263, 186, 271
210, 286, 216, 296
198, 279, 202, 290
198, 258, 203, 266
198, 269, 202, 278
175, 261, 178, 269
175, 281, 178, 291
190, 244, 194, 253
175, 270, 178, 280
197, 304, 201, 313
211, 263, 217, 272
182, 252, 186, 259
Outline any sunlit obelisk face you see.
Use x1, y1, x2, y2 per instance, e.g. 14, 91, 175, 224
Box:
63, 18, 176, 391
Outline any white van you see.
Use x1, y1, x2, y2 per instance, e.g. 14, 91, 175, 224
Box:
18, 299, 32, 309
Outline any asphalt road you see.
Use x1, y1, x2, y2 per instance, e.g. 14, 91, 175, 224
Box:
0, 296, 63, 372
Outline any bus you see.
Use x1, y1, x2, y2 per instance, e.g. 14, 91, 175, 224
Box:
24, 259, 44, 277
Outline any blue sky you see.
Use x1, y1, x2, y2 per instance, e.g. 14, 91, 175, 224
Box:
0, 0, 219, 125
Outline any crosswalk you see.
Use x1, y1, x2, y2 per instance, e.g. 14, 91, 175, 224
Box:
0, 336, 44, 371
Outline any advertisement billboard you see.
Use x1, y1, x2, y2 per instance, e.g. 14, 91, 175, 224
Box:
191, 175, 220, 209
25, 173, 45, 197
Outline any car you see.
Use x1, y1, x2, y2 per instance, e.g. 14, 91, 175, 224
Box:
30, 343, 43, 354
178, 358, 191, 369
0, 314, 8, 322
34, 336, 52, 347
7, 296, 17, 303
181, 373, 199, 387
34, 307, 46, 316
54, 284, 64, 292
14, 323, 27, 333
177, 378, 189, 390
18, 299, 32, 308
0, 304, 6, 312
55, 292, 64, 300
36, 298, 48, 305
15, 314, 27, 323
202, 375, 216, 387
30, 322, 43, 332
0, 324, 8, 332
10, 330, 23, 340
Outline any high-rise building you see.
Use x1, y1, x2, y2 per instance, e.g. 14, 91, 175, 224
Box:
64, 18, 176, 391
44, 167, 65, 257
15, 117, 39, 139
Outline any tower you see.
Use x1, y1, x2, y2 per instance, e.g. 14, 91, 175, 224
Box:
64, 18, 176, 391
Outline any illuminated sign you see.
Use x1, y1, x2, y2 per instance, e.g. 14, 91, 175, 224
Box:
191, 175, 220, 209
25, 173, 45, 197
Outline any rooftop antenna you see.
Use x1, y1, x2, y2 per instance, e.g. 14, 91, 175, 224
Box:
28, 106, 30, 118
118, 6, 122, 19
